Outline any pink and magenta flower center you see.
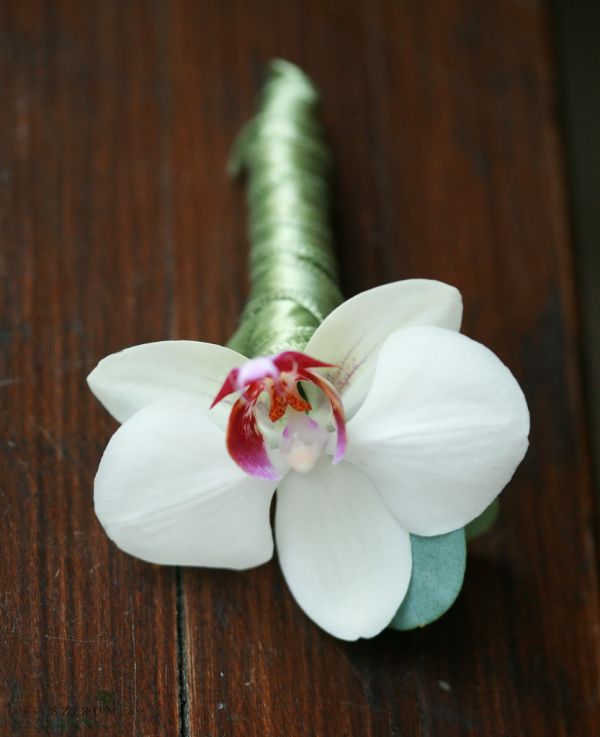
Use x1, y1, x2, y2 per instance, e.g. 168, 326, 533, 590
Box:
211, 350, 347, 480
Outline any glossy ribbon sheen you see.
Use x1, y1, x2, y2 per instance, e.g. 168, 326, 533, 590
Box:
227, 59, 343, 357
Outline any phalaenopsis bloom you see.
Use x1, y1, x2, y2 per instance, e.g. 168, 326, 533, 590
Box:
89, 280, 529, 640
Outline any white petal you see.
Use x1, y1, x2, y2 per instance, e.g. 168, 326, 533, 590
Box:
346, 326, 529, 536
305, 280, 462, 419
88, 341, 246, 427
275, 459, 412, 640
95, 398, 276, 569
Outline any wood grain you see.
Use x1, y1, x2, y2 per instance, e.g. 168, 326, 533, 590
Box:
0, 2, 180, 734
1, 1, 598, 736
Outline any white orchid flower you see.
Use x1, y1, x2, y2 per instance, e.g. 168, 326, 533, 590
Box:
88, 279, 529, 640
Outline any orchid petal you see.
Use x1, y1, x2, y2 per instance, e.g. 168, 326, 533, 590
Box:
305, 280, 462, 419
275, 459, 412, 640
88, 341, 247, 429
95, 398, 276, 568
346, 326, 529, 536
227, 385, 281, 480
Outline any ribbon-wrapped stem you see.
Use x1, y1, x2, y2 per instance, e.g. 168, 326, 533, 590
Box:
227, 60, 343, 358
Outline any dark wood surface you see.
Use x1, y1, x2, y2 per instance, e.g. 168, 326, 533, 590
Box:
1, 1, 598, 735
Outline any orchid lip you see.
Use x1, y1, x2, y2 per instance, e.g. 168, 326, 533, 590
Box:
280, 412, 329, 474
212, 351, 347, 479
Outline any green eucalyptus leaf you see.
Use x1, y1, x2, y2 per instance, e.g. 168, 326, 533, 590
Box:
388, 529, 466, 631
465, 498, 500, 540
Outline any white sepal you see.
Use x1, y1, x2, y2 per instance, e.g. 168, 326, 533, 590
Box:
88, 340, 246, 427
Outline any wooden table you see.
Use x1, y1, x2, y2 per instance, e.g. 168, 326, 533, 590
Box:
1, 1, 598, 735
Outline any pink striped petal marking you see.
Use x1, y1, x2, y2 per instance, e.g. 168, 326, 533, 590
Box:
226, 384, 281, 481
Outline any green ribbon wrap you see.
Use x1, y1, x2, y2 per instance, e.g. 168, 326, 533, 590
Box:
227, 60, 343, 357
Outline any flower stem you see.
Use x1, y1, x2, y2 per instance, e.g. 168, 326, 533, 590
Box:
227, 59, 343, 357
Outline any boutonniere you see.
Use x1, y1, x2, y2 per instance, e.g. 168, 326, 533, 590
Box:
88, 60, 529, 640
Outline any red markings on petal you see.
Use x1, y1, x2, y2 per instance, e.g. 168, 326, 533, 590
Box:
268, 381, 311, 422
287, 390, 311, 414
268, 387, 289, 422
226, 385, 281, 481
